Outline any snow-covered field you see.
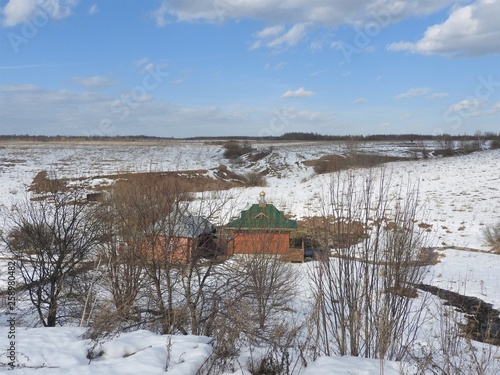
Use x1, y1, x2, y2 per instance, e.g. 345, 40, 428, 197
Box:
1, 140, 500, 374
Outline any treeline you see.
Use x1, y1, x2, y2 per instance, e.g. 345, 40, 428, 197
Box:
1, 132, 500, 143
0, 135, 175, 142
279, 132, 500, 142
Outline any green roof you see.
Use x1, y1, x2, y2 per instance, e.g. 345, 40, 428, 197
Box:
226, 203, 297, 231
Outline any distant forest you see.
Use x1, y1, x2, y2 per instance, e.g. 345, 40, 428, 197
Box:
1, 132, 499, 143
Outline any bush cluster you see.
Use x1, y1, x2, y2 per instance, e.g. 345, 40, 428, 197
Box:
222, 140, 253, 159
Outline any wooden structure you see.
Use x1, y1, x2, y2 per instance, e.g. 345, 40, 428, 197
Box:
141, 206, 217, 264
225, 192, 299, 259
285, 247, 305, 263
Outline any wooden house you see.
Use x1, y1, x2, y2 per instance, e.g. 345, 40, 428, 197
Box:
141, 205, 217, 264
225, 192, 299, 258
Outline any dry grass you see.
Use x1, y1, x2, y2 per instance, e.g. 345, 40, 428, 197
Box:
295, 216, 366, 249
28, 165, 252, 197
303, 153, 406, 174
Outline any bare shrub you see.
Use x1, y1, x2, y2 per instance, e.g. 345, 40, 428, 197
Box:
205, 249, 302, 374
483, 222, 500, 253
460, 139, 481, 153
490, 139, 500, 149
434, 135, 457, 157
233, 253, 298, 332
244, 171, 267, 187
309, 168, 431, 360
247, 349, 289, 375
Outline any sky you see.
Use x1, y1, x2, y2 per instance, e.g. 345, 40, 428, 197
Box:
0, 0, 499, 138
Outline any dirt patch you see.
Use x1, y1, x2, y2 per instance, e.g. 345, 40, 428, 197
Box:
29, 170, 70, 194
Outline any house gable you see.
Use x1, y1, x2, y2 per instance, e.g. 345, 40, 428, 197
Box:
225, 192, 299, 257
225, 193, 296, 232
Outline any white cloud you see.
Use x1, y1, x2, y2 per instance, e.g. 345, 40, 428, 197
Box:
310, 70, 327, 77
483, 102, 500, 116
448, 99, 484, 113
255, 25, 284, 39
89, 4, 98, 15
264, 61, 287, 71
446, 98, 500, 117
353, 97, 368, 104
396, 87, 431, 99
285, 108, 333, 122
273, 61, 288, 70
270, 106, 334, 124
387, 0, 500, 56
71, 76, 115, 89
152, 1, 170, 27
136, 57, 150, 67
274, 61, 287, 70
269, 23, 307, 47
1, 0, 78, 27
150, 1, 469, 52
282, 87, 314, 98
310, 40, 326, 51
252, 23, 307, 51
444, 98, 500, 118
0, 84, 40, 92
152, 0, 461, 27
136, 57, 168, 75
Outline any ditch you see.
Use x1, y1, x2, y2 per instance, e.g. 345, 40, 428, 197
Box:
417, 283, 500, 345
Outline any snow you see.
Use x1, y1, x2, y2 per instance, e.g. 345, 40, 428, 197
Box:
0, 327, 213, 374
0, 327, 421, 374
427, 249, 500, 308
302, 356, 408, 375
1, 140, 500, 374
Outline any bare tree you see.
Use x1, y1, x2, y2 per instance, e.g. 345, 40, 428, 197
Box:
170, 190, 237, 337
310, 168, 430, 360
94, 174, 235, 337
230, 250, 298, 333
100, 173, 188, 334
1, 188, 105, 327
200, 229, 302, 374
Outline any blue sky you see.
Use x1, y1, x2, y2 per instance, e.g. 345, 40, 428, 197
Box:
0, 0, 499, 138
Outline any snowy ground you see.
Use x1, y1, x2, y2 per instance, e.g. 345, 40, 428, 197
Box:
1, 140, 499, 374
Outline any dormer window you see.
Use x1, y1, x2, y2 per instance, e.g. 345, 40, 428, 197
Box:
254, 212, 269, 219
